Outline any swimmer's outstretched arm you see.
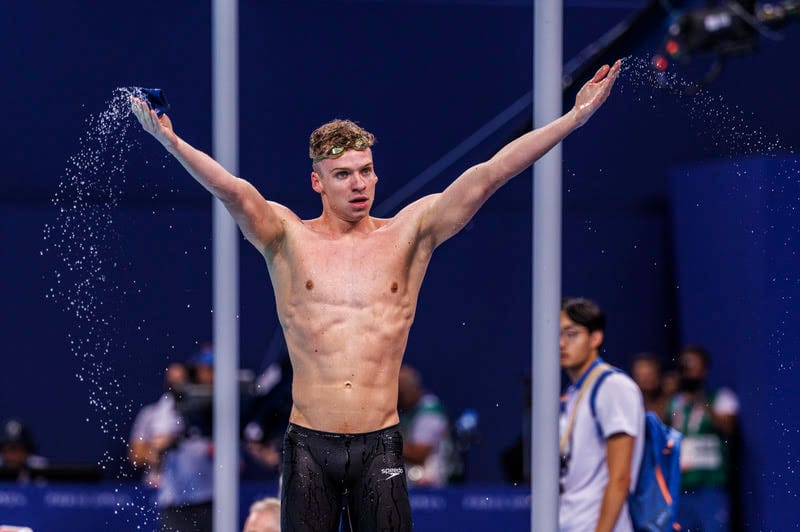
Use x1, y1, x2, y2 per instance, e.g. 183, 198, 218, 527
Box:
416, 60, 621, 248
130, 97, 287, 253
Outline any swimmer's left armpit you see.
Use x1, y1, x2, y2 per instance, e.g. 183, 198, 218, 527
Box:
129, 87, 170, 116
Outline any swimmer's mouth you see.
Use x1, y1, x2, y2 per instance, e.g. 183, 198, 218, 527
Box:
350, 196, 368, 204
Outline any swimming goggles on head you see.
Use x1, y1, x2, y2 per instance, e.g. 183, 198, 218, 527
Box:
311, 138, 370, 163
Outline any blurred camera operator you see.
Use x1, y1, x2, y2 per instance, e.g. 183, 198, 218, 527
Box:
0, 419, 48, 482
128, 361, 189, 488
149, 344, 215, 532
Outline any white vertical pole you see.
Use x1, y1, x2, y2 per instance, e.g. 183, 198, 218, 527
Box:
532, 0, 563, 530
212, 0, 240, 530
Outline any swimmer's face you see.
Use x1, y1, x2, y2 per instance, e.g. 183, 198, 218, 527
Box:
559, 311, 603, 374
311, 148, 377, 222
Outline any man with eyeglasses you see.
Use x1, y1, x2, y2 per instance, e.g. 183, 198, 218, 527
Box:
559, 298, 644, 532
131, 60, 620, 531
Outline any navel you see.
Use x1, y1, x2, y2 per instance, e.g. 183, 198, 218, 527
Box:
391, 281, 398, 293
305, 279, 314, 290
344, 381, 353, 389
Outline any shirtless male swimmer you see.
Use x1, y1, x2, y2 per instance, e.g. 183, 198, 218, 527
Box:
131, 60, 621, 532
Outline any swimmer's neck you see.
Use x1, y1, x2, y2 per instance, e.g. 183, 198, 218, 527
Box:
307, 210, 381, 236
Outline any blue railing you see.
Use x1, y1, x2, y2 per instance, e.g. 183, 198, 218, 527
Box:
0, 482, 531, 531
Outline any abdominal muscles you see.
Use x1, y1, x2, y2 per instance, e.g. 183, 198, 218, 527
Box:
281, 291, 415, 434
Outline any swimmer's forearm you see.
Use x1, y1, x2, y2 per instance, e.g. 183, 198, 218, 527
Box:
419, 110, 580, 246
165, 135, 285, 250
486, 109, 579, 182
165, 135, 241, 202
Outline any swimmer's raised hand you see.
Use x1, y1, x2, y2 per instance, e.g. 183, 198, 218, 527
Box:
130, 96, 178, 150
572, 59, 621, 128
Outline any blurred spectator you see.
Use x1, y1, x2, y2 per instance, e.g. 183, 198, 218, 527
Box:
501, 374, 529, 484
189, 346, 215, 386
661, 366, 681, 399
128, 362, 189, 487
397, 364, 454, 487
242, 352, 293, 480
630, 352, 668, 421
558, 297, 645, 532
667, 344, 739, 532
243, 497, 281, 532
0, 419, 48, 481
150, 344, 215, 532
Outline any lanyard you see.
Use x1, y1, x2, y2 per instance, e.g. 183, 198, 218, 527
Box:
559, 358, 607, 456
672, 394, 709, 434
561, 358, 604, 411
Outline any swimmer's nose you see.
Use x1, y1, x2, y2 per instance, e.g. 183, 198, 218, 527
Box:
352, 175, 366, 191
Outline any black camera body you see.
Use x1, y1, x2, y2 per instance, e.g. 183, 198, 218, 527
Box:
670, 4, 758, 56
171, 376, 257, 439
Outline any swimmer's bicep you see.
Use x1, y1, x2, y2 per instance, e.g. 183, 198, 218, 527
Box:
419, 163, 498, 247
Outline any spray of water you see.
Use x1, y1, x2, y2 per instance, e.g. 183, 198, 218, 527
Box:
41, 88, 161, 527
617, 56, 792, 155
616, 55, 797, 278
614, 55, 798, 504
571, 55, 797, 262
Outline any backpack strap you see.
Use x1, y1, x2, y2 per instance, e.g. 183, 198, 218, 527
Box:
589, 364, 623, 439
560, 363, 610, 456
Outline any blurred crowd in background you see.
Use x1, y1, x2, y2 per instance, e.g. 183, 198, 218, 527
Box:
0, 336, 741, 531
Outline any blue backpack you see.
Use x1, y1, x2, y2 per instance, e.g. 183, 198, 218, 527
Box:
590, 366, 683, 532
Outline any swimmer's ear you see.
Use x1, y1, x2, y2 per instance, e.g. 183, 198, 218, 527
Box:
311, 171, 323, 194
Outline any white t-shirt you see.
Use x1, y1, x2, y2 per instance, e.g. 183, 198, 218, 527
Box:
148, 393, 214, 507
559, 371, 645, 532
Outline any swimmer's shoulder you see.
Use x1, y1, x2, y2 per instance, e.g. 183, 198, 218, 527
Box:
266, 201, 302, 225
386, 194, 439, 226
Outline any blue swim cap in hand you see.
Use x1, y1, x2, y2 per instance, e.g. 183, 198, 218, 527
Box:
130, 87, 170, 116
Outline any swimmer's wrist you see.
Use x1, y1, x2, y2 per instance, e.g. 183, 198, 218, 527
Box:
162, 135, 181, 154
565, 107, 583, 129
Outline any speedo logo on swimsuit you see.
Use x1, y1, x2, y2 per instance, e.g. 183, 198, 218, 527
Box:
380, 468, 404, 481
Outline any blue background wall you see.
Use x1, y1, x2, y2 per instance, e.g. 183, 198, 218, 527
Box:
671, 156, 800, 529
1, 0, 799, 528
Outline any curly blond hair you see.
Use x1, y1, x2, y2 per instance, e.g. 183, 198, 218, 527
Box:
309, 119, 376, 165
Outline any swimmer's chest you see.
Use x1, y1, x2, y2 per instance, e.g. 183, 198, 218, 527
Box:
289, 230, 415, 301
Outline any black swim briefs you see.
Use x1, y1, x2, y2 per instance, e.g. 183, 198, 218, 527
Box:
280, 422, 413, 532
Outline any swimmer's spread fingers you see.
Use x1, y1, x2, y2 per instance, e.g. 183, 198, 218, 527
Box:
605, 60, 622, 92
131, 96, 176, 149
144, 105, 160, 132
130, 97, 161, 134
588, 59, 621, 87
591, 60, 620, 90
597, 61, 620, 101
572, 59, 622, 126
130, 97, 151, 128
611, 59, 622, 76
591, 64, 611, 83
